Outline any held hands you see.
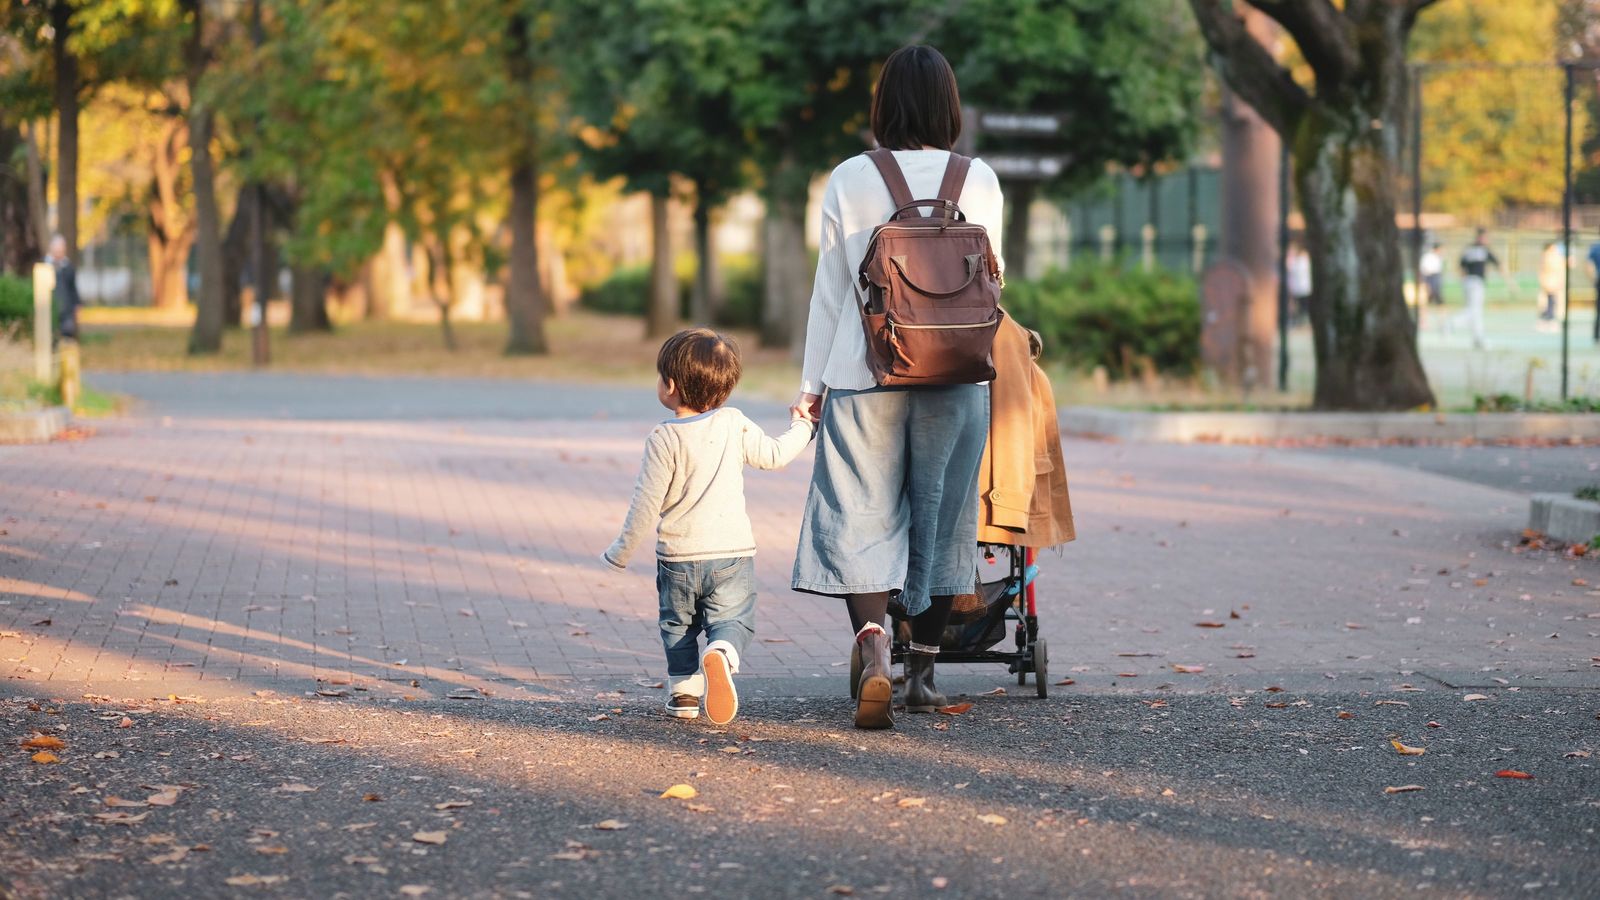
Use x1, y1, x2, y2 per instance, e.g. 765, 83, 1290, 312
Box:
790, 392, 822, 424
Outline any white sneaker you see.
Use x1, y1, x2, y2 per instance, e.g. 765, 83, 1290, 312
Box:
665, 693, 700, 719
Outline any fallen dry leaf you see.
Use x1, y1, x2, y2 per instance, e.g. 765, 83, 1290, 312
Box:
1565, 750, 1592, 759
94, 811, 149, 824
593, 819, 628, 831
827, 886, 855, 895
1055, 678, 1076, 686
1384, 785, 1425, 794
146, 789, 181, 807
118, 717, 134, 728
433, 801, 472, 810
399, 887, 430, 898
1337, 712, 1355, 720
976, 814, 1008, 825
412, 831, 448, 845
255, 846, 289, 856
1495, 770, 1533, 780
1195, 621, 1225, 628
149, 847, 189, 865
937, 702, 973, 715
105, 796, 146, 808
1171, 664, 1205, 674
31, 751, 58, 764
660, 784, 698, 800
224, 875, 286, 887
980, 687, 1006, 696
1391, 739, 1426, 756
1462, 694, 1490, 702
363, 793, 382, 802
21, 734, 65, 751
897, 797, 927, 808
276, 783, 316, 793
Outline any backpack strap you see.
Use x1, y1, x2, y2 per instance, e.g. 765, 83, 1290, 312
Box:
936, 153, 971, 205
866, 148, 915, 209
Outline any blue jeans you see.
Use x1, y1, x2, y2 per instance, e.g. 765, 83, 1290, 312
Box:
657, 557, 756, 688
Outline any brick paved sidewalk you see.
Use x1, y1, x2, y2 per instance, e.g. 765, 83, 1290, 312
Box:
2, 380, 1596, 702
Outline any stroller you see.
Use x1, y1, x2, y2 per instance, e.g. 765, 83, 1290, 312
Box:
848, 543, 1049, 700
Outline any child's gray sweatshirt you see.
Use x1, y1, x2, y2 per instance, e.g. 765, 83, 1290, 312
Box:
604, 407, 813, 568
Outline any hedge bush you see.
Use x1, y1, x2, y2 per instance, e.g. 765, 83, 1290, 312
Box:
0, 275, 32, 338
578, 253, 762, 330
1002, 263, 1200, 378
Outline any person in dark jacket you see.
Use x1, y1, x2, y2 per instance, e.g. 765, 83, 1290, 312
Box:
47, 234, 80, 341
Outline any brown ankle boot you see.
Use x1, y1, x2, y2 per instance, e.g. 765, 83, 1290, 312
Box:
854, 627, 894, 729
903, 651, 946, 713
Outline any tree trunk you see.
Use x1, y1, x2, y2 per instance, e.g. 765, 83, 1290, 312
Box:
23, 121, 49, 256
1003, 181, 1035, 280
289, 265, 331, 333
1208, 67, 1281, 389
426, 231, 456, 351
51, 0, 79, 263
689, 195, 722, 325
221, 186, 251, 323
0, 123, 43, 274
1296, 106, 1433, 410
186, 106, 226, 354
147, 115, 194, 311
646, 191, 676, 339
504, 157, 548, 353
760, 179, 809, 352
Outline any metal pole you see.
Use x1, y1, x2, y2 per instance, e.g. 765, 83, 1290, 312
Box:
1187, 165, 1199, 272
1277, 140, 1290, 393
1411, 65, 1425, 329
1562, 63, 1574, 400
250, 0, 270, 368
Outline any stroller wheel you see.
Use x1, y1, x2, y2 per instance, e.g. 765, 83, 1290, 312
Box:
1033, 638, 1049, 699
848, 640, 862, 700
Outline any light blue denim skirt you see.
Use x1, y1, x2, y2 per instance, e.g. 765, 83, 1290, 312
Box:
791, 384, 989, 617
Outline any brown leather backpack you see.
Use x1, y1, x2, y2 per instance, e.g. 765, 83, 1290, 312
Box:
855, 149, 1004, 387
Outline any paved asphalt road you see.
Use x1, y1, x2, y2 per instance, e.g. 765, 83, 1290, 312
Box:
3, 688, 1596, 900
1, 370, 1589, 899
1298, 444, 1600, 497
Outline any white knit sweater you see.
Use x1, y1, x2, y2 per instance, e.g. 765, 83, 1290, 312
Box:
799, 150, 1006, 395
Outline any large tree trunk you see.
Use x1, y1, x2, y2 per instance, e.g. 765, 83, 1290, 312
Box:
760, 172, 809, 352
1297, 105, 1432, 410
689, 194, 722, 325
186, 106, 226, 354
646, 191, 676, 339
23, 121, 49, 256
51, 0, 79, 263
424, 232, 456, 351
1207, 40, 1281, 389
1187, 0, 1434, 410
148, 115, 194, 310
0, 123, 43, 274
289, 264, 331, 333
221, 185, 251, 323
1003, 181, 1035, 280
504, 157, 548, 353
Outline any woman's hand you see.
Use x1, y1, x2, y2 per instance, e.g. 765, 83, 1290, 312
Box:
790, 391, 823, 423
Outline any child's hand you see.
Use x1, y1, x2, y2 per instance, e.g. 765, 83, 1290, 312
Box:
600, 552, 626, 572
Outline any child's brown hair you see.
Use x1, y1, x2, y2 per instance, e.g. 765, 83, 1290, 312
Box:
657, 328, 742, 412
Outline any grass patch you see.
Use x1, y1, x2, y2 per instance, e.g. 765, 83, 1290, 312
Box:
77, 310, 802, 401
1575, 485, 1600, 503
0, 370, 124, 417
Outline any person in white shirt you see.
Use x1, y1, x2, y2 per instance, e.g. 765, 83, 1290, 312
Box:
1452, 228, 1500, 350
605, 328, 813, 725
1420, 242, 1443, 306
789, 45, 1005, 729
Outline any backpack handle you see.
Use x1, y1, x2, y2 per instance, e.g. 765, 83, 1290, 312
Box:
888, 253, 987, 298
888, 199, 967, 223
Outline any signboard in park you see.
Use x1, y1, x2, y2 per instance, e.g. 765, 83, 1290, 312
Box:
965, 108, 1070, 181
975, 110, 1066, 137
983, 154, 1070, 181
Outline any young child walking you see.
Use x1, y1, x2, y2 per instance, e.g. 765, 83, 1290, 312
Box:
603, 328, 813, 725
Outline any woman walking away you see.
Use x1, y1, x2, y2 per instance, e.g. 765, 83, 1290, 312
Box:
790, 45, 1005, 729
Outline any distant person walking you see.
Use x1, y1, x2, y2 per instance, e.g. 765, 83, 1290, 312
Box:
1587, 233, 1600, 343
1538, 241, 1566, 327
1286, 242, 1311, 323
45, 234, 80, 342
1420, 242, 1444, 306
1452, 228, 1499, 350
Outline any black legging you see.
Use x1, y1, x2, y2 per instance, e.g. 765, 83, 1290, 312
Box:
846, 592, 955, 647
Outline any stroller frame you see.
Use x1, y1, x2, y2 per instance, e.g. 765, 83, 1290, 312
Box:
849, 543, 1050, 700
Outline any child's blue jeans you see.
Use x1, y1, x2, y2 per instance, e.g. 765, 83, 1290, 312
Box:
656, 556, 756, 697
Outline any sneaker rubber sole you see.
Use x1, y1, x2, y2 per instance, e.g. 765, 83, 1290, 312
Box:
854, 675, 894, 729
702, 650, 738, 726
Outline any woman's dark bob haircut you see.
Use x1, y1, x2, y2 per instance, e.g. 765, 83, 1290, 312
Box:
870, 45, 962, 152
